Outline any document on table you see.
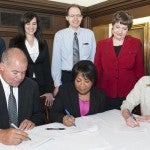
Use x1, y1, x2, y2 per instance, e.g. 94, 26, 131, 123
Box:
17, 118, 100, 150
63, 116, 99, 134
90, 109, 147, 133
0, 124, 60, 150
10, 127, 54, 150
18, 129, 53, 149
41, 131, 114, 150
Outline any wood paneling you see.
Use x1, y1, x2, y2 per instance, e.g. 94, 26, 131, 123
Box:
128, 23, 150, 75
0, 0, 68, 15
0, 0, 70, 61
0, 0, 149, 62
91, 5, 150, 26
87, 0, 150, 18
93, 25, 109, 43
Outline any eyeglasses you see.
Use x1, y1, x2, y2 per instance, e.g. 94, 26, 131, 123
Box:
68, 14, 83, 18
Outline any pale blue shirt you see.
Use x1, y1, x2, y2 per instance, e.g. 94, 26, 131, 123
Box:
51, 27, 96, 87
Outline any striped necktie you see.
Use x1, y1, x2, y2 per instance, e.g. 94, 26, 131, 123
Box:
73, 32, 80, 65
8, 86, 18, 126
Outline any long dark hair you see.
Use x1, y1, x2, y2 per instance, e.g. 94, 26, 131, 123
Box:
16, 11, 44, 49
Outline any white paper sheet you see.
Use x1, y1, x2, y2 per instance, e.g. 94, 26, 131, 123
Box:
37, 131, 113, 150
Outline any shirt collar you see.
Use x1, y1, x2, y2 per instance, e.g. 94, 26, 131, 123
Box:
69, 26, 81, 34
0, 75, 10, 89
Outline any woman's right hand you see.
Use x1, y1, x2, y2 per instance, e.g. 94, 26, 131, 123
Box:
126, 116, 139, 127
63, 115, 75, 127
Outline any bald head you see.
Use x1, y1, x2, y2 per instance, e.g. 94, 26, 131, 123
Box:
1, 48, 28, 87
1, 47, 28, 66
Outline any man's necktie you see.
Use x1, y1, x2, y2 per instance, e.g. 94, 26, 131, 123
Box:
8, 86, 18, 126
73, 32, 80, 65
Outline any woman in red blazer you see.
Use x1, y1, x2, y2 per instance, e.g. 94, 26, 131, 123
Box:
94, 10, 144, 110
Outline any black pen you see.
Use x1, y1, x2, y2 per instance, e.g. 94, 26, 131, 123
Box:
46, 127, 65, 130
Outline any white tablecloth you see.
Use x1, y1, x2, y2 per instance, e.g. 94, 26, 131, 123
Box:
1, 109, 150, 150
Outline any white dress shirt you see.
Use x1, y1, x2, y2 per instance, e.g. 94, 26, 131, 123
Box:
25, 38, 39, 78
25, 38, 39, 62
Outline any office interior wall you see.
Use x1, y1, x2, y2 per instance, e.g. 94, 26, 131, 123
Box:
0, 1, 149, 64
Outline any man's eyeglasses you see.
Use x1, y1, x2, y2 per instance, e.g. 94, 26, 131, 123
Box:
68, 14, 82, 18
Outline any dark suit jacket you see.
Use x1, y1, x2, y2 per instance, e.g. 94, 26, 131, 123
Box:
0, 77, 44, 129
50, 83, 106, 123
0, 37, 6, 60
9, 38, 53, 94
94, 35, 144, 98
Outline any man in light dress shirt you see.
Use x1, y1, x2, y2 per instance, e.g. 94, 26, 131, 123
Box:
51, 4, 96, 96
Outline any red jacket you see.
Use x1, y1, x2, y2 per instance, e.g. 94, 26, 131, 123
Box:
94, 35, 144, 98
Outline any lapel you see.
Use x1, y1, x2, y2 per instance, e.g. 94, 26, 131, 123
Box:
17, 82, 26, 123
70, 84, 81, 116
106, 36, 130, 59
117, 36, 130, 59
23, 42, 42, 64
87, 88, 94, 115
23, 44, 35, 63
105, 37, 117, 59
0, 80, 10, 126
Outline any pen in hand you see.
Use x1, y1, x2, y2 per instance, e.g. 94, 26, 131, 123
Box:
11, 123, 32, 140
127, 109, 140, 127
65, 109, 76, 126
127, 109, 136, 121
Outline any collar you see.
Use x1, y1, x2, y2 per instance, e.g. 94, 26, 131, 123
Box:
69, 26, 81, 34
0, 75, 10, 89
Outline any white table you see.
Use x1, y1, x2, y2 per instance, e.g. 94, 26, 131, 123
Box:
1, 109, 150, 150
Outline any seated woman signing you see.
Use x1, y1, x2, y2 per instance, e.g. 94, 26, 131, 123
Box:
50, 60, 106, 127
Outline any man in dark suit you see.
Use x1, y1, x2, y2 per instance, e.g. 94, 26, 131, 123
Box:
0, 47, 44, 145
0, 37, 6, 60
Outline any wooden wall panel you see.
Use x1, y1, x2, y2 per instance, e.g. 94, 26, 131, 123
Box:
128, 23, 149, 74
92, 5, 150, 26
93, 24, 109, 43
0, 0, 149, 63
0, 13, 67, 62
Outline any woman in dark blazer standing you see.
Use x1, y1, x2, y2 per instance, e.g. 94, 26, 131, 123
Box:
94, 11, 144, 110
9, 12, 54, 106
50, 60, 106, 126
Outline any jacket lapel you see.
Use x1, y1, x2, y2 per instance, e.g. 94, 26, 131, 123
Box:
0, 80, 10, 128
70, 85, 81, 117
